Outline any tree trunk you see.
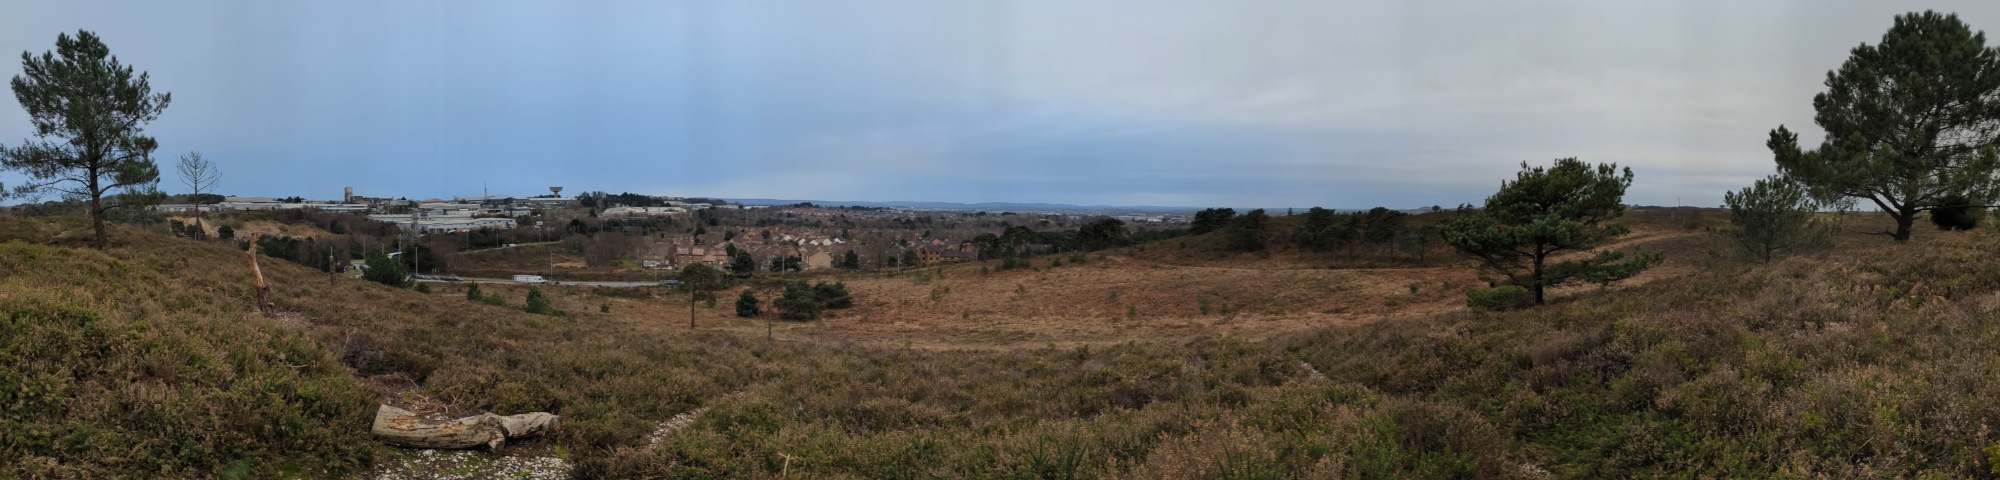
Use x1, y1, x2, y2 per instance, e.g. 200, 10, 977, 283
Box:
1530, 251, 1547, 305
89, 173, 108, 249
370, 404, 560, 451
690, 291, 697, 329
1892, 208, 1916, 242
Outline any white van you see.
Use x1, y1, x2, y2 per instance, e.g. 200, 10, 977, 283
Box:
512, 275, 546, 284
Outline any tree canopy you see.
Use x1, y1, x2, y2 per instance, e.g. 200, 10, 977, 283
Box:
1190, 208, 1237, 235
1, 30, 172, 249
1725, 175, 1839, 263
1441, 158, 1661, 305
361, 248, 413, 289
1768, 11, 2000, 242
1078, 218, 1127, 251
1226, 209, 1269, 252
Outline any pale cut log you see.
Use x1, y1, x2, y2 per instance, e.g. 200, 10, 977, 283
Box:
370, 404, 561, 451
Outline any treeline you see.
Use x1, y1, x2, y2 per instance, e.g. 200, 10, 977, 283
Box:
1185, 206, 1445, 264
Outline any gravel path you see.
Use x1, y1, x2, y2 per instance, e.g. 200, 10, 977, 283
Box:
368, 449, 569, 480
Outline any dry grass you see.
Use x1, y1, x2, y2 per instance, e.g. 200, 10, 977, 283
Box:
12, 209, 2000, 479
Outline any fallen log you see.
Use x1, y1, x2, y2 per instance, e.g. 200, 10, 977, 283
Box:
370, 404, 560, 451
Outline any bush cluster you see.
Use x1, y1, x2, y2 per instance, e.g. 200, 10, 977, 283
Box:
774, 281, 852, 320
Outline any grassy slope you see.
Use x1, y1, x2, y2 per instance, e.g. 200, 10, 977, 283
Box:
13, 212, 2000, 478
0, 228, 378, 477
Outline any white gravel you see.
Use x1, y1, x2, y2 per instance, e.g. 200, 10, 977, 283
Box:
368, 449, 569, 480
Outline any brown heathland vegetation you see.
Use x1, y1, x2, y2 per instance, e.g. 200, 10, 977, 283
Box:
8, 208, 1997, 479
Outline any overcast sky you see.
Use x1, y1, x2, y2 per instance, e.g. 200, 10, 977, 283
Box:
3, 1, 1998, 209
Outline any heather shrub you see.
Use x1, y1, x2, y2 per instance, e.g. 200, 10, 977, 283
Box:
1464, 286, 1532, 311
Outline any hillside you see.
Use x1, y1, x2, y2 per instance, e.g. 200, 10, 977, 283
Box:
10, 211, 2000, 478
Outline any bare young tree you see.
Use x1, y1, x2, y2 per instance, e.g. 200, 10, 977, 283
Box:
176, 151, 220, 232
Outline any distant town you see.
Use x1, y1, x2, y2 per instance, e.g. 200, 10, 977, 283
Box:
139, 186, 1195, 275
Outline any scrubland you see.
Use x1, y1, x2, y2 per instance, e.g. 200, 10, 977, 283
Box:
8, 210, 2000, 478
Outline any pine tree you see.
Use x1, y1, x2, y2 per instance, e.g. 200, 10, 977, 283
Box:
776, 281, 822, 320
524, 288, 553, 315
1767, 11, 2000, 242
361, 249, 412, 288
735, 290, 761, 317
1725, 175, 1838, 263
1441, 158, 1662, 305
1, 31, 171, 249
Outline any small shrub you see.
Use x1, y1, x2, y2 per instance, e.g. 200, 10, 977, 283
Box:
1465, 286, 1533, 311
464, 282, 481, 301
482, 293, 506, 307
524, 288, 554, 315
361, 248, 412, 288
599, 303, 610, 313
814, 282, 853, 309
1932, 193, 1985, 231
736, 290, 761, 317
413, 283, 431, 294
777, 282, 822, 320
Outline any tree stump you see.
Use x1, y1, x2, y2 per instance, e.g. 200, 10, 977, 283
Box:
247, 238, 275, 318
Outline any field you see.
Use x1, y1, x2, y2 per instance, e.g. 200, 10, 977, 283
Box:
8, 208, 2000, 478
564, 209, 1728, 351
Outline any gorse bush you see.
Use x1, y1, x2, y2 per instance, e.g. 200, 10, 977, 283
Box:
1930, 193, 1985, 231
814, 281, 853, 309
360, 248, 411, 288
523, 288, 553, 315
735, 289, 760, 317
775, 281, 822, 321
1463, 286, 1532, 311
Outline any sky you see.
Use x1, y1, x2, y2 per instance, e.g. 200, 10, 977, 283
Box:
2, 1, 1998, 210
